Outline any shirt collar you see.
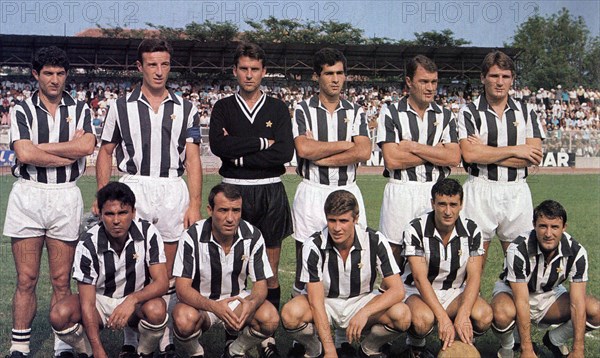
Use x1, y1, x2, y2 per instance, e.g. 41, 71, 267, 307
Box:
308, 94, 353, 112
423, 211, 468, 242
127, 86, 181, 106
530, 231, 573, 258
31, 90, 76, 109
96, 221, 143, 254
398, 96, 442, 114
324, 227, 363, 251
477, 93, 520, 112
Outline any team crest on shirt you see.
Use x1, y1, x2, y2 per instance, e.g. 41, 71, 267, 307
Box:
265, 121, 273, 128
556, 266, 563, 274
241, 255, 248, 261
513, 121, 519, 127
458, 249, 463, 256
343, 117, 350, 124
433, 120, 439, 126
357, 262, 364, 269
132, 252, 140, 261
66, 115, 73, 123
170, 114, 177, 121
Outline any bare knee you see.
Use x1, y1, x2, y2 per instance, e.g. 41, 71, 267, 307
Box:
492, 294, 516, 328
16, 270, 39, 294
410, 305, 435, 334
385, 303, 412, 331
49, 296, 80, 330
471, 300, 493, 331
587, 296, 600, 326
141, 297, 167, 324
281, 300, 306, 329
172, 304, 201, 337
253, 301, 279, 336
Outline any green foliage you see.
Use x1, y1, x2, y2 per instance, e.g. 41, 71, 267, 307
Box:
509, 8, 593, 89
412, 29, 471, 47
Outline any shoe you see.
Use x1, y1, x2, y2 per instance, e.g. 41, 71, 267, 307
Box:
497, 347, 514, 358
543, 331, 569, 357
157, 344, 177, 358
259, 338, 280, 358
287, 342, 306, 358
5, 352, 27, 358
358, 344, 388, 357
338, 342, 357, 358
55, 353, 75, 358
406, 345, 435, 358
119, 345, 138, 358
221, 340, 247, 358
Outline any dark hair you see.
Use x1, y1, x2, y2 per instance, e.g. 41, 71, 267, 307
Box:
313, 48, 346, 75
533, 200, 567, 225
324, 190, 359, 217
97, 182, 136, 212
137, 39, 173, 64
481, 50, 514, 77
32, 46, 70, 73
208, 183, 242, 209
233, 42, 265, 67
406, 55, 437, 80
431, 178, 463, 203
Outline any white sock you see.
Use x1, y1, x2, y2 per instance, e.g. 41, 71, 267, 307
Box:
54, 324, 92, 356
286, 323, 322, 357
291, 284, 304, 298
229, 326, 268, 356
54, 330, 73, 355
159, 280, 177, 351
362, 324, 401, 355
10, 328, 31, 355
137, 316, 168, 355
334, 327, 347, 348
492, 322, 515, 350
549, 320, 574, 347
174, 329, 204, 357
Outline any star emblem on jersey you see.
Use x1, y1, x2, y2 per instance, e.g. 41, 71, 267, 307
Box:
343, 117, 350, 124
66, 116, 73, 123
556, 266, 563, 274
265, 121, 273, 128
458, 249, 463, 256
433, 120, 439, 126
241, 255, 248, 261
132, 252, 139, 261
358, 262, 364, 269
513, 121, 519, 127
170, 114, 177, 121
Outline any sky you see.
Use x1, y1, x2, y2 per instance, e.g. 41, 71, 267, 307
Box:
1, 0, 598, 47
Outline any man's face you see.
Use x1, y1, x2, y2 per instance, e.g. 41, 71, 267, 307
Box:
233, 56, 266, 95
101, 200, 136, 242
431, 194, 462, 232
534, 215, 566, 254
326, 211, 357, 247
208, 193, 242, 240
32, 65, 67, 101
482, 65, 513, 102
406, 65, 438, 108
318, 61, 345, 99
137, 51, 171, 93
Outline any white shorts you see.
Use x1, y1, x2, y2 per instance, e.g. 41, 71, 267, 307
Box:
462, 176, 533, 242
492, 281, 567, 323
292, 180, 367, 242
206, 291, 250, 327
95, 294, 128, 326
379, 180, 434, 245
119, 175, 189, 243
3, 179, 83, 241
324, 293, 378, 329
404, 285, 464, 310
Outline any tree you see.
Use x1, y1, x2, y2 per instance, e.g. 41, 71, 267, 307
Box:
509, 8, 590, 89
413, 29, 471, 47
583, 36, 600, 88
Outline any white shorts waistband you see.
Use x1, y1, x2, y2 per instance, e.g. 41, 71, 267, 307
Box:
120, 174, 183, 183
468, 175, 527, 184
17, 178, 77, 189
222, 177, 281, 185
301, 178, 358, 190
387, 178, 435, 185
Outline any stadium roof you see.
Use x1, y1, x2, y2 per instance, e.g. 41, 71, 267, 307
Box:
0, 34, 521, 79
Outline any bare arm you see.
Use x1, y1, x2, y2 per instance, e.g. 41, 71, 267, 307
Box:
78, 283, 107, 358
409, 255, 455, 350
92, 142, 117, 215
13, 140, 75, 167
235, 279, 268, 330
382, 141, 460, 169
569, 282, 587, 356
460, 136, 542, 167
306, 281, 336, 356
37, 132, 96, 159
510, 281, 536, 357
314, 135, 372, 166
294, 134, 354, 161
184, 143, 202, 227
454, 255, 485, 344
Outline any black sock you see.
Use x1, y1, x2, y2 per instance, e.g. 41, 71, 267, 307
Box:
267, 286, 281, 311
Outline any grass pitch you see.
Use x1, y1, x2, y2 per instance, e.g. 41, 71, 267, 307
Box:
0, 172, 599, 357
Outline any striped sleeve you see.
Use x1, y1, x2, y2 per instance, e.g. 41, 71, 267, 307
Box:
466, 219, 485, 256
292, 104, 308, 138
525, 102, 546, 140
185, 101, 201, 144
172, 230, 195, 279
505, 240, 528, 283
249, 234, 273, 282
376, 105, 397, 144
457, 107, 475, 140
352, 105, 369, 137
376, 232, 400, 277
569, 244, 588, 283
100, 103, 120, 143
76, 102, 95, 135
300, 239, 323, 283
10, 107, 31, 143
146, 224, 166, 265
401, 221, 425, 257
445, 115, 459, 143
72, 239, 98, 285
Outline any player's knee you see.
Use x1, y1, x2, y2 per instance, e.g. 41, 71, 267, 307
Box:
586, 296, 600, 326
49, 271, 71, 292
281, 301, 304, 329
16, 270, 39, 293
387, 303, 412, 331
472, 302, 494, 328
172, 304, 200, 336
411, 309, 435, 333
256, 304, 279, 336
492, 297, 515, 327
49, 301, 72, 330
141, 297, 167, 325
